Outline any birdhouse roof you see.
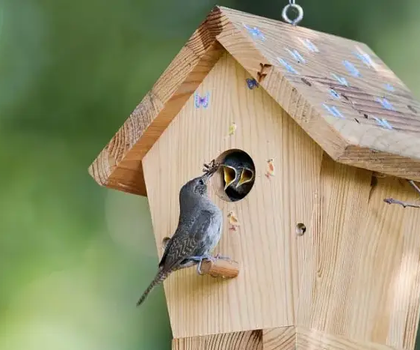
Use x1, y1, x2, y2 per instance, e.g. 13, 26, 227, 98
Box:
89, 6, 420, 196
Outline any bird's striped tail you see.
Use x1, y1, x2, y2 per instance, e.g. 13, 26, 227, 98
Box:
136, 269, 168, 306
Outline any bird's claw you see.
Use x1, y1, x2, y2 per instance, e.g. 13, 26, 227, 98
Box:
190, 254, 231, 275
214, 253, 230, 261
190, 255, 216, 275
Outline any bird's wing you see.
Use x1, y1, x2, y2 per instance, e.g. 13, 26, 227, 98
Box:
159, 210, 220, 272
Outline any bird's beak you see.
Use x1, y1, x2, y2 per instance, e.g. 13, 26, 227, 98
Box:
236, 168, 255, 188
202, 165, 218, 183
222, 165, 237, 190
202, 171, 212, 183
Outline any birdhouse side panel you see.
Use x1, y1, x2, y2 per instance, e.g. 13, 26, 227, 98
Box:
142, 51, 324, 338
297, 155, 420, 350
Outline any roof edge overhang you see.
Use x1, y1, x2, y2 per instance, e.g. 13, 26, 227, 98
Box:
88, 6, 420, 197
88, 6, 227, 196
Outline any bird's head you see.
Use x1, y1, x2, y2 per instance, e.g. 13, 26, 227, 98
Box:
181, 164, 219, 197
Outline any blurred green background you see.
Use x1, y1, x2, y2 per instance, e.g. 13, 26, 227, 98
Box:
1, 0, 420, 349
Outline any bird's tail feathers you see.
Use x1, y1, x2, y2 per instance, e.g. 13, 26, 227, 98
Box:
136, 269, 168, 307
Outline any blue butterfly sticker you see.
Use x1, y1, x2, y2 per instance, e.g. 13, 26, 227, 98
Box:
343, 60, 361, 77
246, 78, 259, 89
322, 103, 345, 119
329, 89, 340, 99
298, 38, 319, 53
332, 73, 349, 87
277, 58, 299, 74
285, 48, 306, 64
243, 23, 265, 41
376, 97, 395, 111
353, 51, 374, 68
194, 92, 210, 109
372, 116, 393, 130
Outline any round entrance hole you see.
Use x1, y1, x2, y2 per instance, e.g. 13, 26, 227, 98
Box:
211, 149, 256, 202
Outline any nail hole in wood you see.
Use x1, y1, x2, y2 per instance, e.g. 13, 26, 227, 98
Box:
408, 105, 417, 114
296, 223, 306, 236
301, 78, 312, 86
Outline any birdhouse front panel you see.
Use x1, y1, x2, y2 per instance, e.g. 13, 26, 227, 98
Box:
142, 50, 420, 349
142, 51, 324, 338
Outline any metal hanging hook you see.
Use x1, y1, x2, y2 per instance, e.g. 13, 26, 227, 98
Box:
282, 0, 304, 26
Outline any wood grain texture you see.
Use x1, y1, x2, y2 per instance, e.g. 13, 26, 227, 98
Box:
296, 155, 420, 350
172, 330, 262, 350
89, 5, 420, 196
142, 53, 323, 337
296, 327, 396, 350
263, 327, 296, 350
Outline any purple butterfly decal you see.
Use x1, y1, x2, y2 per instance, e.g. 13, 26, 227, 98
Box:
384, 83, 395, 92
194, 92, 210, 109
246, 78, 259, 89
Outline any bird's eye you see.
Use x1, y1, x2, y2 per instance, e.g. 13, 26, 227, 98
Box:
199, 179, 204, 185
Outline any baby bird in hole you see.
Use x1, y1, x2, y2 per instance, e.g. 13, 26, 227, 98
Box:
221, 152, 255, 201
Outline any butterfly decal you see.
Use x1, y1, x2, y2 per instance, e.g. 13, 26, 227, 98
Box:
265, 158, 275, 178
329, 89, 340, 99
376, 97, 395, 111
372, 116, 393, 130
227, 211, 240, 231
384, 83, 395, 92
343, 60, 361, 77
277, 58, 299, 74
353, 49, 374, 68
322, 103, 345, 119
194, 92, 210, 109
298, 38, 319, 53
285, 48, 306, 64
331, 73, 349, 87
243, 23, 265, 41
228, 122, 237, 136
246, 78, 259, 89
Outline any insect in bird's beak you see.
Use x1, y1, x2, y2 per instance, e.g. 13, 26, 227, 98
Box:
202, 160, 220, 183
236, 168, 255, 188
222, 165, 238, 191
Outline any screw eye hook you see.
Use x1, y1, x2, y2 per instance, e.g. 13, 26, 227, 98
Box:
282, 3, 304, 26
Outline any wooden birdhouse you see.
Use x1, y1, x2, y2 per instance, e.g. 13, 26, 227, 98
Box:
88, 6, 420, 350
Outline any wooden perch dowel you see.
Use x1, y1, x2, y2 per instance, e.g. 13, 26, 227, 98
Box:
201, 258, 239, 279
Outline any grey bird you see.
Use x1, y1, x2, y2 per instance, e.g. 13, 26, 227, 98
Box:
221, 152, 255, 201
136, 164, 223, 307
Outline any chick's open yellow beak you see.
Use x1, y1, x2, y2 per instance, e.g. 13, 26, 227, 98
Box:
236, 168, 255, 188
222, 165, 237, 191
